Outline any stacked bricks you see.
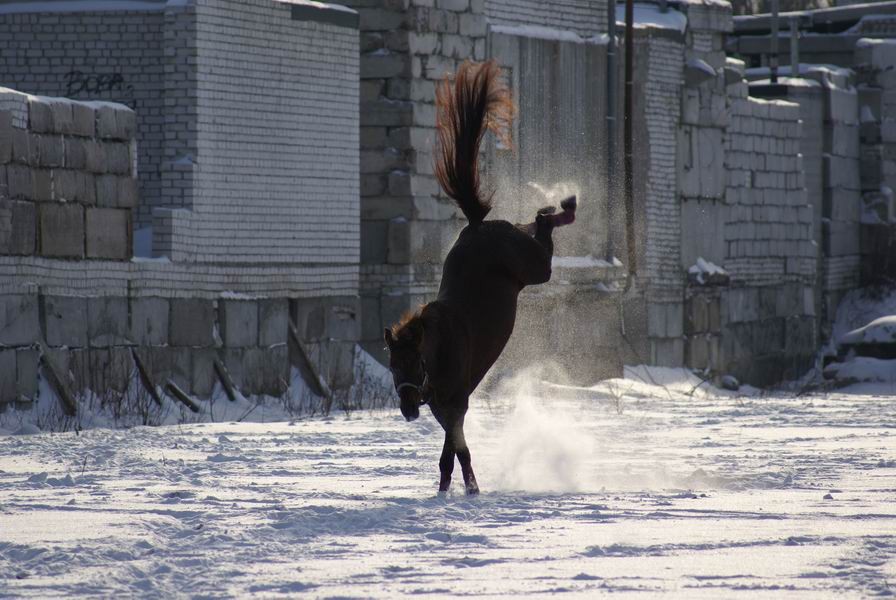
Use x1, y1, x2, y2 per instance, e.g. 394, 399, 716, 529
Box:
0, 7, 165, 229
723, 96, 814, 286
0, 89, 135, 261
854, 40, 896, 284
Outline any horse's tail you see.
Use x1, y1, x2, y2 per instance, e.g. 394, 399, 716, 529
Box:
435, 60, 514, 225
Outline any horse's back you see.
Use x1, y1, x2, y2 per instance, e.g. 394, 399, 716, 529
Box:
437, 220, 537, 390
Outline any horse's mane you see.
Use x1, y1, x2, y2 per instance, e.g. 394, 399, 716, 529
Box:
434, 60, 515, 225
390, 308, 424, 341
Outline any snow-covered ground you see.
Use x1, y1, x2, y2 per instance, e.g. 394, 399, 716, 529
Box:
2, 368, 895, 598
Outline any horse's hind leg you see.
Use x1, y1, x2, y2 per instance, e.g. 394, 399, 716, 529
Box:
452, 417, 479, 495
456, 446, 479, 495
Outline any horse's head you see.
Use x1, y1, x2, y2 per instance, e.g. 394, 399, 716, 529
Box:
384, 317, 426, 422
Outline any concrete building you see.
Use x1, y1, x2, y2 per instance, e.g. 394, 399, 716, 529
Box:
0, 0, 362, 407
350, 0, 893, 386
1, 0, 895, 413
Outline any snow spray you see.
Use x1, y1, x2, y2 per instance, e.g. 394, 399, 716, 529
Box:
469, 365, 595, 494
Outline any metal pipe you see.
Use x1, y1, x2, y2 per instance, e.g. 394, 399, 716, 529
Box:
606, 0, 617, 260
770, 0, 779, 84
789, 16, 799, 76
623, 0, 636, 287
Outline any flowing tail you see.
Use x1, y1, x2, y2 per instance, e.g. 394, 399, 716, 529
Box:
434, 60, 514, 225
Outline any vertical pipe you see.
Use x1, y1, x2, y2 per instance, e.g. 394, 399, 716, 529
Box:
770, 0, 780, 84
623, 0, 636, 285
606, 0, 617, 260
790, 17, 799, 77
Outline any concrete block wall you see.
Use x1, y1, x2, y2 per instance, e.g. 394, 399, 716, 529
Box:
676, 6, 730, 370
0, 5, 165, 229
487, 30, 610, 258
343, 0, 488, 361
855, 39, 896, 284
0, 274, 360, 409
0, 89, 136, 261
0, 2, 360, 409
819, 75, 862, 318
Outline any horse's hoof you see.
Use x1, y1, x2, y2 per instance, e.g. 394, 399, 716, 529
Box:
537, 205, 557, 215
560, 195, 577, 212
466, 486, 480, 496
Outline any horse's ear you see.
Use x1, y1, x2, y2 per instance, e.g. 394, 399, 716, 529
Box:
384, 328, 394, 349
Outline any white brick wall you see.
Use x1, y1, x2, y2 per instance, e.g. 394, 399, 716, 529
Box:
0, 255, 358, 299
181, 0, 360, 266
486, 0, 607, 37
723, 97, 815, 287
644, 35, 685, 303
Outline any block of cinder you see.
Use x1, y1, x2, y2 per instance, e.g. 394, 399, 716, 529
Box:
86, 208, 130, 260
169, 299, 215, 347
43, 295, 89, 347
219, 299, 259, 348
39, 203, 85, 258
71, 103, 95, 138
0, 294, 40, 346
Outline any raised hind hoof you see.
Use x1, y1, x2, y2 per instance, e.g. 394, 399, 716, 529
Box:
537, 205, 557, 216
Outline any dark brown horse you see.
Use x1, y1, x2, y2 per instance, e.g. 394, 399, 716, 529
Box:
384, 60, 575, 495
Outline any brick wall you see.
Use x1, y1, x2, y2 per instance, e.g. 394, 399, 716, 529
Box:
162, 0, 361, 266
674, 2, 818, 384
0, 6, 165, 228
644, 33, 686, 365
718, 91, 817, 383
485, 0, 607, 37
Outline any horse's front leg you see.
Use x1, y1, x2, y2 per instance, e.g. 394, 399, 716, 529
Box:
452, 416, 479, 495
438, 431, 455, 493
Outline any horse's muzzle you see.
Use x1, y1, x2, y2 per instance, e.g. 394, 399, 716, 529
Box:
400, 396, 420, 422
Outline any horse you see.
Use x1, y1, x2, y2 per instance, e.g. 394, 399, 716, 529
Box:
383, 60, 576, 495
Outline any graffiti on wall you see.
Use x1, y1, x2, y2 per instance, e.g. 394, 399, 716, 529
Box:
64, 71, 136, 108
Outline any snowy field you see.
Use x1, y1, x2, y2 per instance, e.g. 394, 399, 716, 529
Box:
1, 368, 895, 598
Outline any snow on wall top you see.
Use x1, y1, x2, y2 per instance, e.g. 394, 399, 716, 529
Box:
841, 315, 896, 346
616, 3, 688, 33
0, 0, 356, 15
272, 0, 356, 15
0, 0, 169, 13
490, 24, 608, 45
